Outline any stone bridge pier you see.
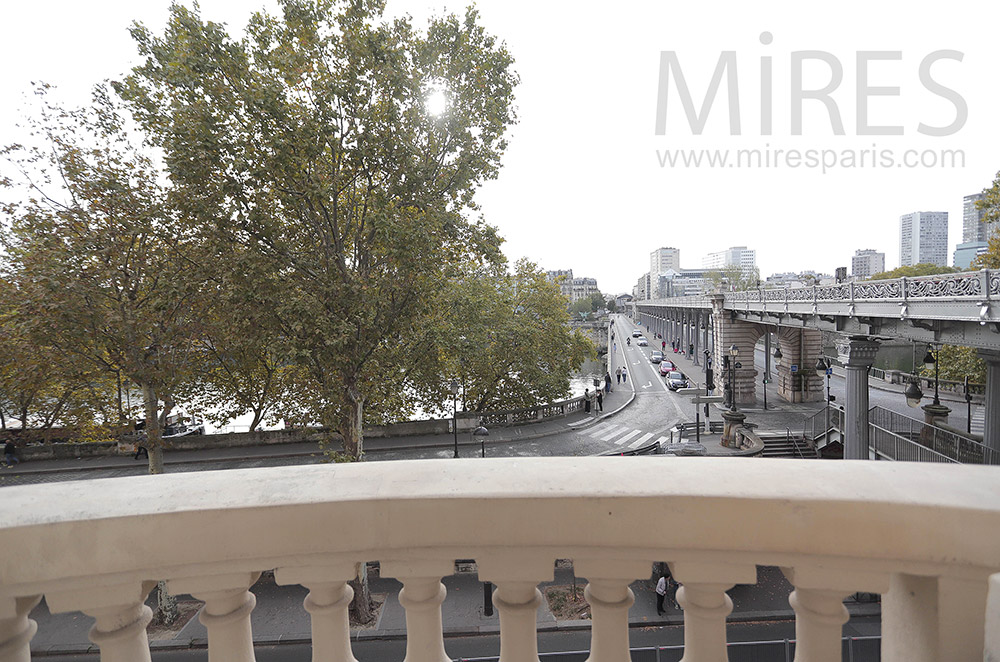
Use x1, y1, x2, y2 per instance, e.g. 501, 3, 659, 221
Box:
709, 297, 824, 405
773, 326, 824, 403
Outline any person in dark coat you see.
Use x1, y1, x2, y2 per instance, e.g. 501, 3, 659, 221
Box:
584, 389, 592, 413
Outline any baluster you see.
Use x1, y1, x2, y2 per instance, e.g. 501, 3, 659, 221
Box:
781, 567, 888, 662
45, 582, 156, 662
575, 559, 649, 662
274, 562, 360, 662
478, 556, 554, 662
0, 596, 41, 662
986, 573, 1000, 660
883, 571, 990, 661
381, 559, 453, 662
670, 561, 756, 662
169, 572, 261, 662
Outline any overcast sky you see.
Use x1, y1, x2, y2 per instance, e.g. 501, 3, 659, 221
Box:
3, 1, 998, 294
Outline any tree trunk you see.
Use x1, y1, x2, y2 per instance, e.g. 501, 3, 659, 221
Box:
350, 565, 375, 625
154, 580, 178, 626
141, 382, 165, 475
342, 382, 365, 459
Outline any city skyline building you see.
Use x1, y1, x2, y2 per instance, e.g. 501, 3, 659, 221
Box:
545, 269, 601, 302
954, 241, 989, 270
851, 249, 885, 280
650, 247, 681, 282
701, 246, 757, 271
964, 193, 988, 244
899, 211, 949, 267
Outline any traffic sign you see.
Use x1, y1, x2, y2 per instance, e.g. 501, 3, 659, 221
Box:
826, 367, 833, 375
790, 364, 799, 373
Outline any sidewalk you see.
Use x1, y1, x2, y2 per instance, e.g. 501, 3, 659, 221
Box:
27, 565, 881, 654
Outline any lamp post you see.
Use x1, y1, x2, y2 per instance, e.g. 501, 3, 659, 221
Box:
904, 344, 951, 430
815, 357, 833, 435
474, 425, 489, 458
964, 376, 972, 435
728, 344, 740, 411
924, 345, 940, 406
450, 379, 460, 458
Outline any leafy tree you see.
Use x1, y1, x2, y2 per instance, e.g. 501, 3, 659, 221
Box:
117, 0, 518, 464
1, 86, 209, 474
974, 171, 1000, 269
413, 259, 593, 415
707, 265, 760, 291
919, 344, 985, 386
869, 264, 957, 280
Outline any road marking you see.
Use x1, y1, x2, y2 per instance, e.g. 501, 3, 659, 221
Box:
601, 426, 630, 442
655, 436, 669, 444
588, 422, 619, 438
629, 433, 654, 448
615, 429, 642, 445
642, 381, 652, 389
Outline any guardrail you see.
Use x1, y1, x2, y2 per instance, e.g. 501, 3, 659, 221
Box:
3, 459, 999, 661
728, 269, 1000, 304
869, 406, 999, 465
478, 396, 586, 427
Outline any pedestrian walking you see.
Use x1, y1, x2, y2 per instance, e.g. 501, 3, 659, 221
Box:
655, 574, 668, 615
584, 389, 592, 413
616, 367, 622, 384
3, 439, 19, 467
662, 340, 666, 351
596, 390, 604, 412
604, 372, 612, 394
621, 367, 628, 383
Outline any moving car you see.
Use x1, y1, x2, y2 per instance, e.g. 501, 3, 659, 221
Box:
659, 360, 676, 374
632, 331, 642, 338
636, 337, 648, 346
666, 371, 689, 390
650, 351, 663, 364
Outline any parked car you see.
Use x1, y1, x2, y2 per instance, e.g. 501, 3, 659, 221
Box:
650, 351, 663, 364
666, 371, 689, 390
637, 337, 648, 346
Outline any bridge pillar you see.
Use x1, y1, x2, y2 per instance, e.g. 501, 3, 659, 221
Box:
710, 296, 761, 405
978, 350, 1000, 455
836, 337, 880, 460
774, 328, 824, 403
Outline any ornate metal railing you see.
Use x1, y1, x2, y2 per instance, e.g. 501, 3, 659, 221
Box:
3, 459, 1000, 661
728, 269, 999, 304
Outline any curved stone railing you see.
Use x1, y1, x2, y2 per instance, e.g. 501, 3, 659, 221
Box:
2, 458, 1000, 661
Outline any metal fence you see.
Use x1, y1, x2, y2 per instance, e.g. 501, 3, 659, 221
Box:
869, 406, 999, 465
457, 636, 882, 661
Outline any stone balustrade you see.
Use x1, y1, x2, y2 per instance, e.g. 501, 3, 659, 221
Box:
2, 458, 1000, 661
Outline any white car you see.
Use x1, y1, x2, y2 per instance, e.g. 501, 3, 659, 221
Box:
636, 337, 648, 346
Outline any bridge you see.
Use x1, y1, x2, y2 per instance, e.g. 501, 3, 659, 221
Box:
632, 269, 1000, 459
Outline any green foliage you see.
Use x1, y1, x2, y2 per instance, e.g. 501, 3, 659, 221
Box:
706, 265, 760, 291
410, 259, 594, 415
973, 171, 1000, 269
920, 345, 986, 385
869, 264, 958, 280
115, 0, 519, 458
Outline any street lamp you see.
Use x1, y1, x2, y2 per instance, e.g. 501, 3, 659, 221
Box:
815, 357, 833, 435
773, 344, 783, 360
728, 344, 740, 411
923, 344, 941, 406
904, 377, 924, 407
450, 379, 460, 458
474, 425, 490, 458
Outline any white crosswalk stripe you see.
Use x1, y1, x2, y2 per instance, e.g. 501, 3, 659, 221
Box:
587, 422, 618, 438
655, 436, 669, 444
628, 433, 655, 449
614, 429, 642, 446
601, 426, 631, 442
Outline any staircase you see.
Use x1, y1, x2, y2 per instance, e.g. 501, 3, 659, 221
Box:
760, 434, 816, 458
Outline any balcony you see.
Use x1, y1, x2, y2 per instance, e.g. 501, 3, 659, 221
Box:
2, 457, 1000, 661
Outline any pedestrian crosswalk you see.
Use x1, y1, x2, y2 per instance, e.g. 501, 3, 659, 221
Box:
587, 421, 668, 449
970, 405, 984, 436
